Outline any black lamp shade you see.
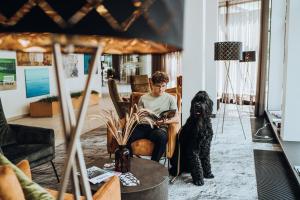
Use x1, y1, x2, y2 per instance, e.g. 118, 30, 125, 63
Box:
240, 51, 256, 62
214, 41, 242, 61
0, 0, 184, 54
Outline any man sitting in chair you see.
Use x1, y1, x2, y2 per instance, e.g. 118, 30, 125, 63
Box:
127, 71, 179, 162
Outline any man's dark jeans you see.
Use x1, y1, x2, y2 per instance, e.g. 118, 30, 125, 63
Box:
127, 124, 168, 162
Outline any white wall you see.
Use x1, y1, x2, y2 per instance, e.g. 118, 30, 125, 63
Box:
182, 0, 205, 122
182, 0, 218, 122
267, 0, 286, 111
0, 51, 102, 119
281, 0, 300, 141
204, 0, 218, 114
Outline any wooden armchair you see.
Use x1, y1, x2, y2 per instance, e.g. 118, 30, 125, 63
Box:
107, 92, 180, 160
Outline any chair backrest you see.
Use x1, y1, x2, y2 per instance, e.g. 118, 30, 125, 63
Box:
107, 79, 128, 118
0, 99, 16, 147
177, 75, 182, 97
130, 75, 151, 93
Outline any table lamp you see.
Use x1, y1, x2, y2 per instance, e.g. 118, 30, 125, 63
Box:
214, 41, 246, 139
0, 1, 184, 199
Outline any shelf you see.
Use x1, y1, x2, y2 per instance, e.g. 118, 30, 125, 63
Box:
266, 111, 300, 186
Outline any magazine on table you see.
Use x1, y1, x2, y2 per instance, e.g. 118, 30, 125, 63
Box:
86, 166, 120, 185
119, 172, 140, 186
149, 109, 176, 121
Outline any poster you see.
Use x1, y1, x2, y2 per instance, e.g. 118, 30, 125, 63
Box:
16, 52, 52, 66
0, 58, 17, 91
63, 54, 79, 78
25, 68, 50, 98
84, 54, 99, 75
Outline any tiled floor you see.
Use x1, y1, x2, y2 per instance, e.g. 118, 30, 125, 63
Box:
8, 83, 132, 146
9, 96, 114, 146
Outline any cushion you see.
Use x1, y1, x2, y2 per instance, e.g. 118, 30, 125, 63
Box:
16, 160, 32, 180
0, 154, 54, 200
46, 189, 85, 200
0, 165, 25, 200
0, 98, 16, 146
93, 176, 121, 200
2, 144, 54, 166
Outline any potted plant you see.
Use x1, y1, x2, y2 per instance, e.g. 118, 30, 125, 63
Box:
93, 106, 155, 173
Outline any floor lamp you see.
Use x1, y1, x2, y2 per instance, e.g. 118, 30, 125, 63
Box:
214, 41, 246, 139
0, 1, 184, 199
239, 51, 256, 108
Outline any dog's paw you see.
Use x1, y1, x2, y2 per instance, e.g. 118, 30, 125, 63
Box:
193, 179, 204, 186
204, 173, 214, 179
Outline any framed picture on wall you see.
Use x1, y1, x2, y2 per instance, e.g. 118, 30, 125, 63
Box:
63, 54, 79, 78
16, 52, 52, 66
84, 54, 99, 75
0, 58, 17, 91
25, 68, 50, 98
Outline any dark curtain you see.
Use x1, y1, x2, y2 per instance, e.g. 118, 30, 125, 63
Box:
151, 54, 166, 73
112, 55, 120, 80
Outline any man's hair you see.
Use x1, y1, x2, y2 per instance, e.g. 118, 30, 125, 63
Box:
151, 71, 169, 85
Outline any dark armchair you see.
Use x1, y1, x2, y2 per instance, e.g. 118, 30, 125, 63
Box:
0, 99, 59, 182
108, 78, 131, 119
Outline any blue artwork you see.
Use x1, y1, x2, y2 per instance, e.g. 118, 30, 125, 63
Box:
84, 54, 91, 75
84, 54, 99, 75
25, 68, 50, 98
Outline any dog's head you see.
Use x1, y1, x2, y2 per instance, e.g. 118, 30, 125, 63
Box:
190, 91, 213, 118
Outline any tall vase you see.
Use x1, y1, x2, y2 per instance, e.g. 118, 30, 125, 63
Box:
115, 145, 130, 173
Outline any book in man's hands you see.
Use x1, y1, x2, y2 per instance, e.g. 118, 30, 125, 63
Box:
149, 109, 176, 121
86, 166, 120, 184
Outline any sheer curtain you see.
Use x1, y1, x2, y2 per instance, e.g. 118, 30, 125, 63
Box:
162, 52, 182, 87
218, 0, 261, 103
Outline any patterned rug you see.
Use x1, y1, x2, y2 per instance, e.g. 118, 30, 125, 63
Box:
32, 109, 258, 199
32, 127, 109, 192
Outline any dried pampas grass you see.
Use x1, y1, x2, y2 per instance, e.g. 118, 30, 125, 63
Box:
90, 104, 156, 145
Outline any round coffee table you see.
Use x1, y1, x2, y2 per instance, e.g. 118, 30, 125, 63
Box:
89, 157, 169, 200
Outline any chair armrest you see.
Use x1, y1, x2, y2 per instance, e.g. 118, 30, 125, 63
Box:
130, 92, 146, 107
165, 87, 177, 93
10, 124, 54, 145
131, 92, 146, 96
117, 101, 130, 111
166, 123, 179, 158
93, 176, 121, 200
116, 101, 131, 119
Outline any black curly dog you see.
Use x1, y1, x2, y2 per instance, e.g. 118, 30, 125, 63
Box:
170, 91, 214, 186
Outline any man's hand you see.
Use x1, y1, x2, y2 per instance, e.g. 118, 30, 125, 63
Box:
156, 119, 167, 127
